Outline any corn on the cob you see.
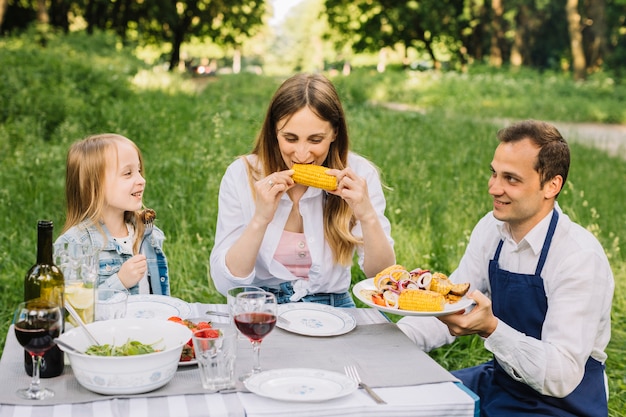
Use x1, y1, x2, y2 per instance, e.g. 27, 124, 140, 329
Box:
430, 273, 453, 295
292, 164, 337, 191
398, 290, 445, 312
377, 264, 408, 280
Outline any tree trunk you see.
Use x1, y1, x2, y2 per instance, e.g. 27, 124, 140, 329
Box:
0, 0, 7, 30
585, 0, 606, 71
377, 48, 387, 73
49, 0, 70, 32
466, 1, 486, 63
233, 49, 241, 74
420, 38, 439, 69
111, 0, 123, 38
566, 0, 587, 80
169, 15, 192, 71
36, 0, 49, 24
85, 0, 95, 34
510, 6, 529, 67
168, 1, 199, 72
489, 0, 504, 67
169, 31, 184, 71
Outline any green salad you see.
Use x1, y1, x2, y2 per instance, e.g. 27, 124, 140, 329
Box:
85, 339, 163, 356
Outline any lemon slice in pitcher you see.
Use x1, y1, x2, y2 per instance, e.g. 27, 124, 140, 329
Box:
65, 284, 94, 309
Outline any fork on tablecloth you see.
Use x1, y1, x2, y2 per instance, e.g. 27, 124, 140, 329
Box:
344, 365, 386, 404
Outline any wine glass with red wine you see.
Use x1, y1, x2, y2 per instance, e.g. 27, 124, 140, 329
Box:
233, 291, 277, 379
14, 299, 63, 400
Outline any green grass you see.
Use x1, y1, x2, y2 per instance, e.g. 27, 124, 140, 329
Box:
0, 32, 625, 415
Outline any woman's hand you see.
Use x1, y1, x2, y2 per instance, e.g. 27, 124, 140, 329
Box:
252, 170, 295, 225
326, 167, 377, 223
437, 290, 499, 338
225, 170, 294, 278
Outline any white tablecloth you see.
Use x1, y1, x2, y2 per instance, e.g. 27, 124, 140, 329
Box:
0, 302, 478, 417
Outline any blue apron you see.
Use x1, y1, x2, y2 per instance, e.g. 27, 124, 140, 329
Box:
453, 209, 607, 417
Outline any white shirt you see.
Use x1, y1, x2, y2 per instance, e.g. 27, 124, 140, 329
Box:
398, 203, 614, 397
112, 227, 149, 294
210, 152, 394, 298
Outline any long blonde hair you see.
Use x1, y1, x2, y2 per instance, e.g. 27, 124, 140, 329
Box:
62, 133, 145, 254
248, 73, 359, 266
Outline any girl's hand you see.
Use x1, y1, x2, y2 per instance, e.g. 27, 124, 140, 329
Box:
118, 254, 147, 288
252, 170, 295, 225
326, 167, 377, 223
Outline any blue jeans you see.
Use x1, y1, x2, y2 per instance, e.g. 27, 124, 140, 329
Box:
261, 282, 356, 308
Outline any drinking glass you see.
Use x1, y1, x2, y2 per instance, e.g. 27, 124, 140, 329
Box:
13, 299, 63, 400
192, 324, 237, 392
232, 291, 277, 379
95, 288, 128, 321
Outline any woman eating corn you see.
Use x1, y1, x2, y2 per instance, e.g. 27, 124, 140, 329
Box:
209, 73, 395, 307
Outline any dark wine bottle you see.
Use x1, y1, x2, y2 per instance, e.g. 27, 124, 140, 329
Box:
23, 220, 65, 377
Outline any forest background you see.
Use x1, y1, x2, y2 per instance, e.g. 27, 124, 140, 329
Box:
2, 0, 626, 83
1, 0, 625, 415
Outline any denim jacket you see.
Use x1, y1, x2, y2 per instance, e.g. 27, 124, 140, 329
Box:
55, 220, 170, 295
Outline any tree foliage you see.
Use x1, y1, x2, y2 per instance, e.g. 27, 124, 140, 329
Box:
324, 0, 626, 77
0, 0, 625, 78
1, 0, 266, 71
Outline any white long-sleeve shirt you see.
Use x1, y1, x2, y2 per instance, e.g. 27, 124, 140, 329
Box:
210, 152, 394, 298
397, 203, 614, 397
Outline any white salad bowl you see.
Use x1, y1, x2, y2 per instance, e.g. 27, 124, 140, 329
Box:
57, 318, 192, 395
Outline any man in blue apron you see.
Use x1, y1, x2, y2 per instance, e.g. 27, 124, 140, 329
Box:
398, 120, 614, 416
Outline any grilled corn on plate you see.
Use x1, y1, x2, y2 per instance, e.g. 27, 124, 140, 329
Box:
361, 265, 470, 312
398, 290, 446, 312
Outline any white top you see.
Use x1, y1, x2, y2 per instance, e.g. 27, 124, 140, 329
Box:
398, 203, 614, 397
209, 152, 394, 298
112, 226, 150, 294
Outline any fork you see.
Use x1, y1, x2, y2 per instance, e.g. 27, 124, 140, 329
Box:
139, 208, 156, 254
344, 365, 386, 404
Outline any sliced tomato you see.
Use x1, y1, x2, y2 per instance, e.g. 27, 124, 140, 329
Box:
171, 318, 220, 361
371, 293, 386, 306
194, 328, 220, 338
195, 321, 212, 330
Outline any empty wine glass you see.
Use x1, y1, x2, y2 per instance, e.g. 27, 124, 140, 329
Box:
232, 291, 277, 379
14, 299, 63, 400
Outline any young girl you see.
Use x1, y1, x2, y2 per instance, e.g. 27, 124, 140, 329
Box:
55, 133, 169, 295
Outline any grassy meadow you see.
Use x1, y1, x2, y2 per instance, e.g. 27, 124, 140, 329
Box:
1, 32, 625, 415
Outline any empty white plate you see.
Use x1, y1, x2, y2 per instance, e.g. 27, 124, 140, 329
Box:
126, 294, 192, 320
244, 368, 357, 402
277, 303, 356, 337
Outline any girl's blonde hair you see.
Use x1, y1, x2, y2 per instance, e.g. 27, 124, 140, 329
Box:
62, 133, 145, 254
248, 73, 359, 266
